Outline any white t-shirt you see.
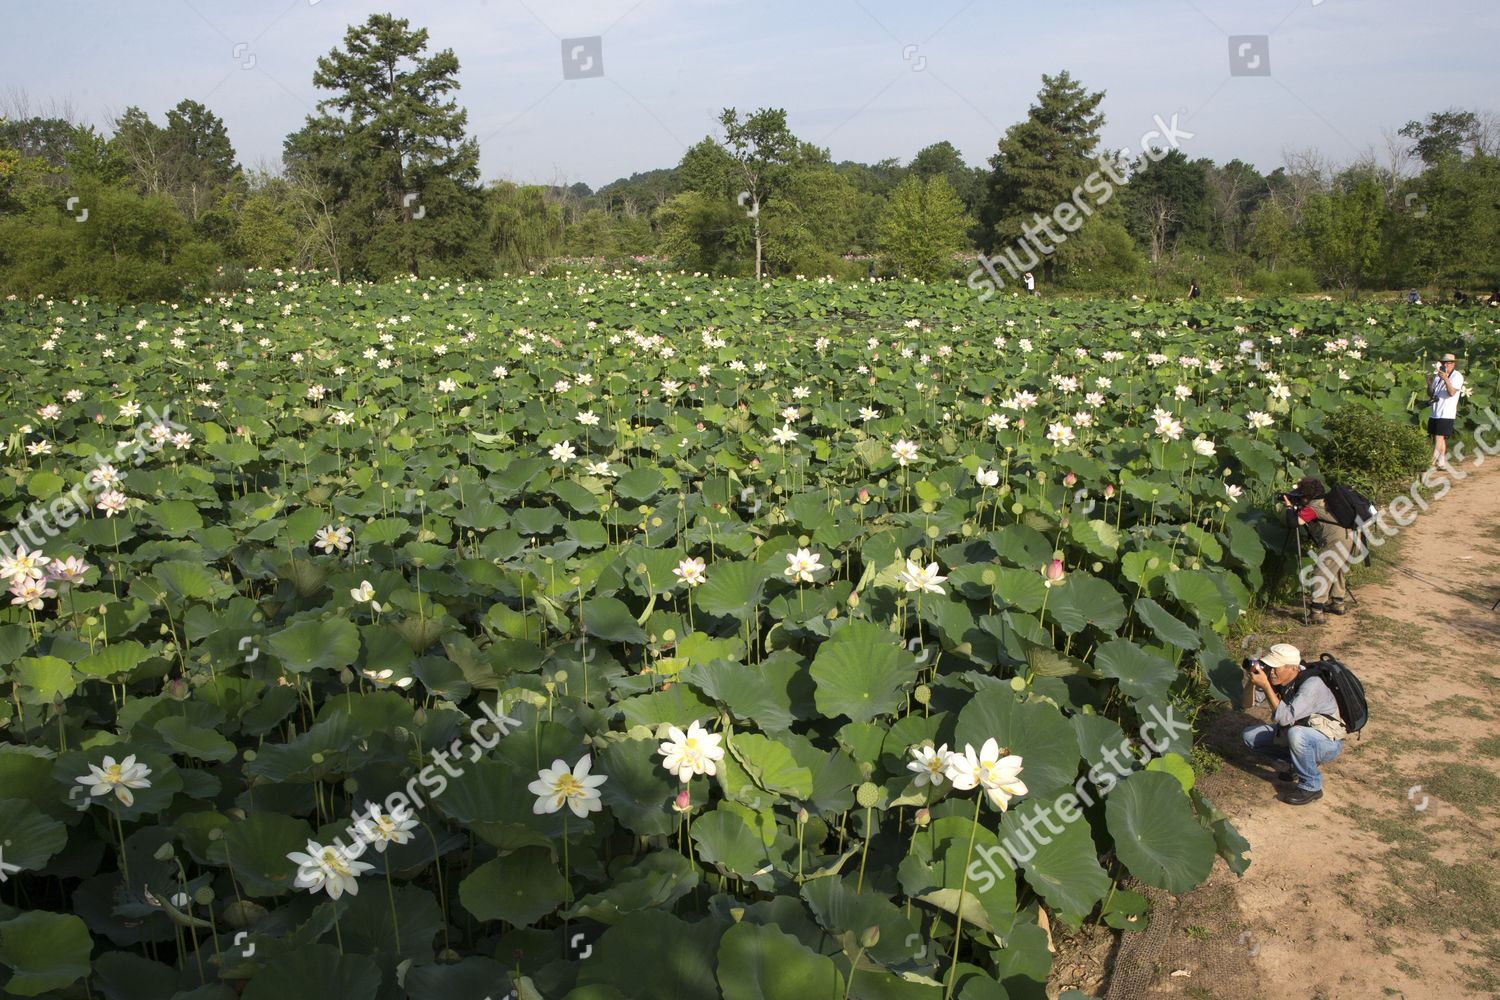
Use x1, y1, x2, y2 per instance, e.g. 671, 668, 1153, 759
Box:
1431, 369, 1463, 419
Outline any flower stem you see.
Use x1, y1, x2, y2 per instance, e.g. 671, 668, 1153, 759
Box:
943, 796, 984, 999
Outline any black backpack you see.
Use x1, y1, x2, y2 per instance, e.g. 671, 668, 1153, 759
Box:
1292, 654, 1369, 735
1323, 484, 1377, 531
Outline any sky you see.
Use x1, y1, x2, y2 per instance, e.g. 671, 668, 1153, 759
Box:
3, 0, 1497, 189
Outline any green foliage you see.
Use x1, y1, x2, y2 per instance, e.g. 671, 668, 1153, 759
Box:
876, 175, 971, 280
1316, 403, 1432, 496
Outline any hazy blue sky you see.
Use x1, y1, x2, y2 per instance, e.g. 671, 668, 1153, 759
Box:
4, 0, 1496, 188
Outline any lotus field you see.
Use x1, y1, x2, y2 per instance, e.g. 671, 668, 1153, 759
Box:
0, 273, 1489, 999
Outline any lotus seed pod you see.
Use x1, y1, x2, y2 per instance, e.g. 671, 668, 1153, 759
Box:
343, 777, 359, 795
856, 782, 880, 808
1010, 676, 1027, 693
310, 752, 325, 764
153, 843, 176, 862
193, 886, 215, 906
913, 684, 931, 706
220, 898, 267, 929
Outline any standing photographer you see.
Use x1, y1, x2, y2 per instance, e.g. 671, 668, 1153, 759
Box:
1283, 476, 1353, 623
1241, 644, 1346, 805
1428, 353, 1463, 471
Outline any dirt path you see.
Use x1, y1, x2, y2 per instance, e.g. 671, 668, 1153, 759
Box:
1130, 461, 1500, 1000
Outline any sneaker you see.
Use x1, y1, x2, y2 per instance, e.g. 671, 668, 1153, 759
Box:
1282, 787, 1323, 806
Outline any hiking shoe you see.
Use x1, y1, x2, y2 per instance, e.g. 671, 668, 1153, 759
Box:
1282, 787, 1323, 806
1327, 600, 1347, 616
1276, 769, 1298, 783
1305, 609, 1326, 625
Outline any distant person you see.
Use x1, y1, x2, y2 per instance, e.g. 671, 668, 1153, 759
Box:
1428, 352, 1463, 470
1453, 287, 1469, 305
1188, 281, 1201, 300
1282, 476, 1353, 623
1023, 272, 1037, 296
1241, 644, 1346, 806
1406, 288, 1423, 305
1487, 289, 1499, 308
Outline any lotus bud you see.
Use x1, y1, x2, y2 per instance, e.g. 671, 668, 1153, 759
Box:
339, 667, 354, 685
1104, 483, 1116, 498
860, 925, 881, 949
856, 487, 870, 504
166, 677, 189, 701
1063, 472, 1077, 488
672, 788, 692, 813
1041, 559, 1067, 588
797, 806, 809, 825
413, 707, 427, 726
914, 807, 931, 828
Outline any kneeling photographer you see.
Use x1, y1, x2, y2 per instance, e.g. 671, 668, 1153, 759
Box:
1281, 476, 1354, 623
1241, 644, 1346, 805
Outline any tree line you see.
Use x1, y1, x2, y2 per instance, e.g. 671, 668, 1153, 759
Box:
1, 13, 1496, 300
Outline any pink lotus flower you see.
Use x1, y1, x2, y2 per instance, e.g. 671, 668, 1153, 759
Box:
1042, 559, 1067, 588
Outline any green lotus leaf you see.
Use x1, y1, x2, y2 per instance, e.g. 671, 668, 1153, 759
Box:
0, 798, 67, 872
12, 655, 75, 705
1042, 573, 1126, 635
690, 806, 780, 888
1132, 597, 1201, 650
0, 910, 93, 996
999, 796, 1112, 918
810, 629, 914, 724
74, 640, 148, 680
155, 715, 238, 763
218, 811, 313, 897
693, 559, 768, 620
566, 850, 699, 923
716, 921, 845, 1000
265, 617, 361, 674
1104, 771, 1216, 892
575, 910, 723, 997
727, 732, 813, 801
240, 943, 382, 1000
1093, 638, 1177, 706
459, 847, 569, 927
581, 596, 649, 644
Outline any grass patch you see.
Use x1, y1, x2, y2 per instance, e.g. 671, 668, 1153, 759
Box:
1426, 695, 1494, 721
1424, 762, 1500, 814
1473, 735, 1500, 758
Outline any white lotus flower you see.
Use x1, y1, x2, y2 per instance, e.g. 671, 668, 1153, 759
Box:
350, 580, 383, 612
314, 525, 352, 553
907, 744, 954, 788
859, 407, 880, 422
771, 425, 798, 446
76, 754, 153, 807
891, 439, 919, 466
673, 557, 707, 588
657, 720, 726, 783
898, 558, 946, 595
1192, 437, 1216, 457
1246, 411, 1274, 429
946, 739, 1028, 810
549, 440, 578, 464
528, 755, 607, 818
1047, 423, 1075, 445
975, 467, 999, 488
357, 803, 419, 852
784, 547, 824, 583
288, 839, 375, 899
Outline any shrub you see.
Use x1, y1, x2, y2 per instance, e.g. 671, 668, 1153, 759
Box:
1317, 403, 1430, 497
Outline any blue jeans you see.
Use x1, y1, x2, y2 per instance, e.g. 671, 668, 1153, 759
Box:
1242, 723, 1343, 792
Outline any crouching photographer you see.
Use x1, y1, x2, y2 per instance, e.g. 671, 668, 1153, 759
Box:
1280, 476, 1354, 624
1241, 644, 1346, 805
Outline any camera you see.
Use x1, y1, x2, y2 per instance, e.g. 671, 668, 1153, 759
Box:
1241, 657, 1262, 672
1276, 491, 1305, 508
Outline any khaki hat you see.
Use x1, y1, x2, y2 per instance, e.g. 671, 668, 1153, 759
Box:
1260, 644, 1302, 670
1442, 353, 1458, 362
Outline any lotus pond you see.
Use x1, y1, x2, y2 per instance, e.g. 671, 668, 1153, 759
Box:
0, 273, 1493, 999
